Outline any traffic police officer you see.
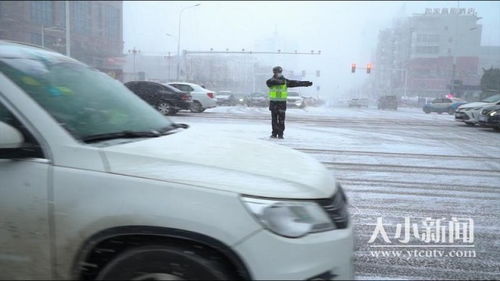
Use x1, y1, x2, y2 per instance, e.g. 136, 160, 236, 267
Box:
266, 66, 313, 139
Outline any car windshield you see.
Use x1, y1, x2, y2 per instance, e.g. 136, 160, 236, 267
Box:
0, 53, 173, 141
481, 94, 500, 103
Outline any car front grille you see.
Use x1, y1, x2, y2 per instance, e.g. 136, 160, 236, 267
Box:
315, 185, 349, 229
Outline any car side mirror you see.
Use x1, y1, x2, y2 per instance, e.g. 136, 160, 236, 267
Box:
0, 121, 24, 149
0, 121, 42, 159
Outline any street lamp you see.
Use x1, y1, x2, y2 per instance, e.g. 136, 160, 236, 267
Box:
128, 48, 141, 75
176, 3, 201, 80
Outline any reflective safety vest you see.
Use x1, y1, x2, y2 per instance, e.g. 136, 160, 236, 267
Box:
268, 83, 288, 101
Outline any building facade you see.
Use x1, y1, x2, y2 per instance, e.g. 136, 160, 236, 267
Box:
0, 1, 124, 80
372, 8, 494, 98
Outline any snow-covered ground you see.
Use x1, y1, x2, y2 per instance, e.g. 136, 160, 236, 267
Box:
171, 105, 500, 280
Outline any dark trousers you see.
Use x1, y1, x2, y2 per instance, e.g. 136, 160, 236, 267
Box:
269, 101, 287, 137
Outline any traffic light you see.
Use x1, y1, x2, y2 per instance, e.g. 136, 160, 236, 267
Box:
367, 63, 372, 74
351, 63, 356, 73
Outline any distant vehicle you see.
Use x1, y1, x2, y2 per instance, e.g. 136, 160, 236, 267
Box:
287, 92, 306, 108
348, 98, 369, 108
454, 94, 500, 125
168, 82, 217, 113
377, 95, 398, 110
422, 98, 465, 114
124, 81, 192, 115
245, 92, 269, 107
232, 92, 248, 105
216, 91, 237, 106
303, 96, 323, 107
478, 104, 500, 131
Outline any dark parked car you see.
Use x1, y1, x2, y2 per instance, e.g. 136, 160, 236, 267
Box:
478, 104, 500, 131
245, 92, 269, 107
378, 95, 398, 110
124, 81, 192, 115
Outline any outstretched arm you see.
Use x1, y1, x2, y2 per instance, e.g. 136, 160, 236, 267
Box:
286, 79, 313, 88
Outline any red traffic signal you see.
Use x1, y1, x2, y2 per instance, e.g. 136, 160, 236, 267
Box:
351, 63, 356, 73
366, 63, 372, 74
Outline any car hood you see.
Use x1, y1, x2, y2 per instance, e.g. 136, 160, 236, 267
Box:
100, 130, 336, 199
459, 102, 491, 109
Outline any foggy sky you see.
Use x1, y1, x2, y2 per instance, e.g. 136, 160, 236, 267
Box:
123, 1, 500, 98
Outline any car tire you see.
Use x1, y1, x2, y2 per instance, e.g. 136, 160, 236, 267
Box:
424, 108, 431, 114
96, 245, 236, 280
190, 101, 205, 113
494, 126, 500, 132
465, 122, 475, 126
157, 103, 176, 115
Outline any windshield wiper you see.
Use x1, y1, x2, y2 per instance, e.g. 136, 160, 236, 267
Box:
82, 130, 162, 143
82, 123, 189, 143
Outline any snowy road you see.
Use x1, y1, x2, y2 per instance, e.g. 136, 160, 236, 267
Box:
171, 106, 500, 280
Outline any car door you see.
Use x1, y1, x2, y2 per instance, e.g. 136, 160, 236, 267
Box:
431, 98, 442, 110
0, 100, 51, 279
442, 98, 453, 110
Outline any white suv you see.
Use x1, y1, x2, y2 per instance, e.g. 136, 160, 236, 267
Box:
0, 41, 353, 280
167, 82, 217, 112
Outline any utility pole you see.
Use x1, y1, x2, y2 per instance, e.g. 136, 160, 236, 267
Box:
176, 3, 200, 81
65, 0, 71, 56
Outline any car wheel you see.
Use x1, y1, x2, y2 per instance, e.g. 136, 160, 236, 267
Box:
96, 245, 236, 280
423, 108, 431, 114
494, 126, 500, 132
448, 108, 455, 115
157, 103, 176, 115
465, 122, 475, 126
190, 101, 204, 113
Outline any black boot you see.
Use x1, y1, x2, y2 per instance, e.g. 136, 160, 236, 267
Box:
278, 135, 284, 139
270, 135, 277, 139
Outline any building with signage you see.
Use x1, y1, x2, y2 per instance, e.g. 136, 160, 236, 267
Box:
372, 8, 492, 98
0, 1, 124, 80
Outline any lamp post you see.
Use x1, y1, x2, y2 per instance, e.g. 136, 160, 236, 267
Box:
128, 48, 141, 75
65, 0, 71, 56
176, 3, 200, 80
166, 33, 177, 81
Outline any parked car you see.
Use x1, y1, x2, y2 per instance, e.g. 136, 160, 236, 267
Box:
287, 92, 306, 108
0, 41, 354, 280
245, 92, 269, 107
124, 81, 192, 115
348, 98, 369, 108
168, 82, 217, 113
422, 98, 465, 114
216, 90, 237, 106
478, 104, 500, 131
377, 95, 398, 110
454, 94, 500, 125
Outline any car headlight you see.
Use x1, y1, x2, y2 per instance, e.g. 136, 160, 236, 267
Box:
241, 196, 335, 238
490, 111, 498, 117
